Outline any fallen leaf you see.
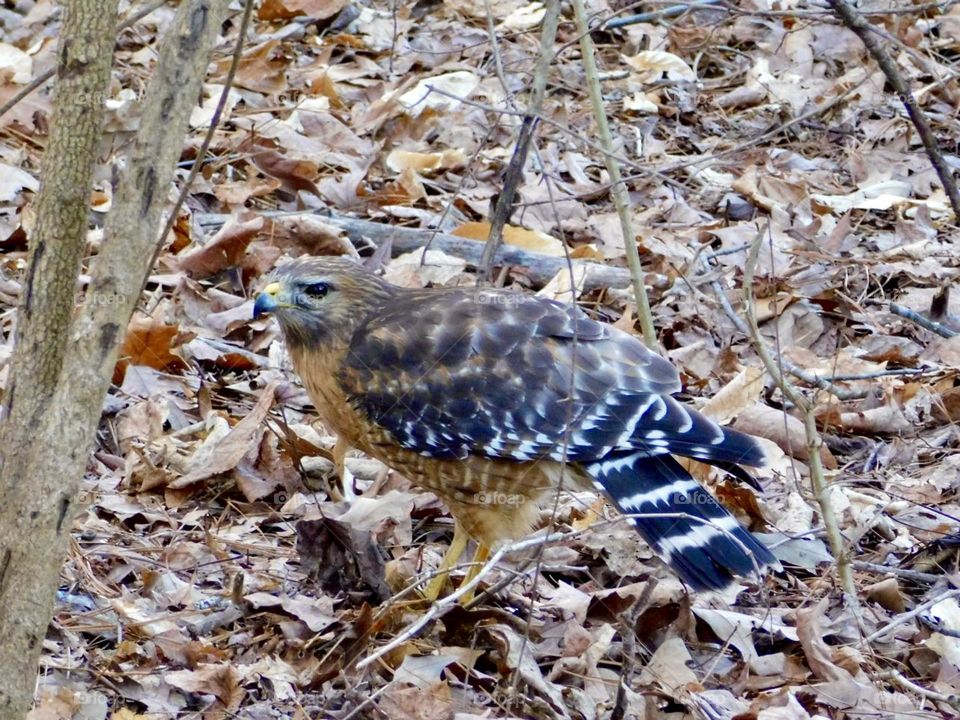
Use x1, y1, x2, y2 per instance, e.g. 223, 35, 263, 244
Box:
177, 213, 264, 278
452, 221, 565, 256
114, 315, 189, 384
170, 382, 279, 487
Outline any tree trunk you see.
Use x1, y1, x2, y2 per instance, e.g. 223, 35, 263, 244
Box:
0, 0, 118, 714
0, 0, 231, 716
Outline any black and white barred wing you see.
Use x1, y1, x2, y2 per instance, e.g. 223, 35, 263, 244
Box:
337, 288, 680, 462
338, 288, 761, 466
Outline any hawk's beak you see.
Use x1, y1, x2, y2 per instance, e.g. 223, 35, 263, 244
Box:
253, 282, 284, 319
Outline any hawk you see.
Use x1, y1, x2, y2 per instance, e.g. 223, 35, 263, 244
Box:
253, 256, 779, 597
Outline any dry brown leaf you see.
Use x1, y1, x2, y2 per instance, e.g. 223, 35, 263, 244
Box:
177, 212, 264, 279
362, 167, 427, 205
170, 382, 279, 487
637, 636, 699, 692
385, 149, 467, 173
264, 215, 355, 257
699, 367, 765, 424
377, 682, 453, 720
213, 174, 282, 206
734, 405, 838, 469
452, 221, 564, 256
164, 663, 243, 712
114, 315, 189, 384
246, 144, 322, 197
836, 404, 914, 436
865, 578, 906, 613
218, 40, 289, 94
797, 599, 851, 683
258, 0, 348, 21
622, 51, 696, 82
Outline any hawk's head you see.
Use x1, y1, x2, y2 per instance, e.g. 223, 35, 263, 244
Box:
253, 256, 393, 348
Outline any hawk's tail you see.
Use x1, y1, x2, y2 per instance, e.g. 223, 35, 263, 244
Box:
585, 451, 779, 590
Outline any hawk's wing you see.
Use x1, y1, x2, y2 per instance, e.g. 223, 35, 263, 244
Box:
337, 288, 760, 468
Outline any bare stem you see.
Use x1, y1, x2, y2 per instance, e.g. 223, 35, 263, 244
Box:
479, 1, 561, 279
571, 0, 658, 350
742, 227, 858, 606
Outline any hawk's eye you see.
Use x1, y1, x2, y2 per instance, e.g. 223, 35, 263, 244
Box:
302, 282, 329, 300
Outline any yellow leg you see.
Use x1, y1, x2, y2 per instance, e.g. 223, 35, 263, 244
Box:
458, 543, 491, 605
421, 522, 470, 602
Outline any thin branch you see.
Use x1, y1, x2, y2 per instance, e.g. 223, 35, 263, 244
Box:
722, 0, 959, 18
571, 0, 657, 350
743, 227, 858, 606
355, 529, 572, 670
659, 79, 866, 175
852, 560, 942, 585
422, 84, 682, 189
703, 255, 868, 401
195, 210, 662, 292
605, 0, 722, 28
891, 303, 958, 338
480, 115, 539, 278
479, 1, 561, 279
827, 0, 960, 221
862, 587, 960, 645
825, 368, 940, 381
877, 669, 960, 710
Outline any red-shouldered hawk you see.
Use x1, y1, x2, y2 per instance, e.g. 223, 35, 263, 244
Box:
253, 256, 779, 597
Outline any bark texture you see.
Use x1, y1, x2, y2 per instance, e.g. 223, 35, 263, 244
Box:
0, 0, 118, 713
0, 0, 230, 715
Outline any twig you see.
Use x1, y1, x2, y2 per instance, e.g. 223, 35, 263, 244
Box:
659, 79, 866, 175
703, 256, 867, 401
479, 1, 561, 280
825, 368, 940, 381
361, 510, 767, 673
891, 303, 958, 339
480, 116, 539, 279
0, 0, 171, 120
852, 560, 942, 585
721, 0, 960, 18
877, 669, 960, 710
484, 0, 513, 101
422, 84, 681, 190
571, 0, 657, 350
610, 580, 656, 720
827, 0, 960, 221
605, 0, 723, 28
743, 226, 859, 607
862, 587, 960, 645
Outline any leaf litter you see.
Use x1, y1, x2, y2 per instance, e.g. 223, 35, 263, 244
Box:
2, 0, 960, 717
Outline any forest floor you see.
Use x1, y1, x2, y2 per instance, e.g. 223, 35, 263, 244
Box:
4, 0, 960, 718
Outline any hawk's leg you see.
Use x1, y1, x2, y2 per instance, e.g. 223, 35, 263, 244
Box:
458, 542, 491, 604
332, 437, 356, 502
421, 521, 470, 602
